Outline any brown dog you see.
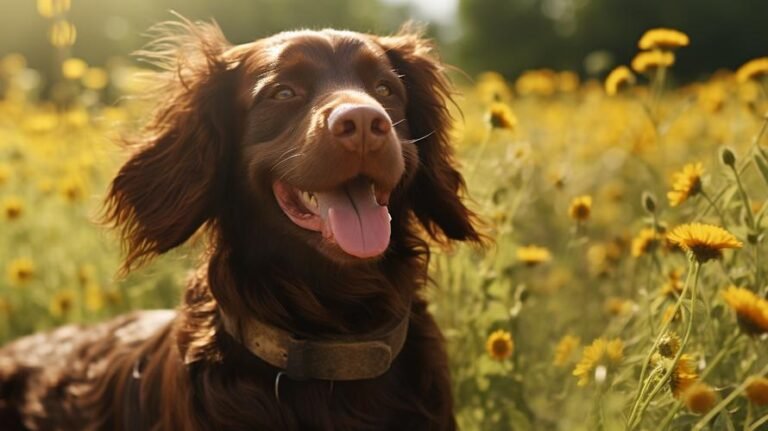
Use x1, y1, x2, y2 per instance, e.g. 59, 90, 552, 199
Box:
0, 18, 479, 430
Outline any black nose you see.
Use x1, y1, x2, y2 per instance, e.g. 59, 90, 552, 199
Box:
327, 103, 392, 153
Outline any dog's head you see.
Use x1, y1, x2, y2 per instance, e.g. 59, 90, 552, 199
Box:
106, 19, 479, 271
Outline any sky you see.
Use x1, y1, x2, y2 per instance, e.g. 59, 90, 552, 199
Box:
382, 0, 460, 24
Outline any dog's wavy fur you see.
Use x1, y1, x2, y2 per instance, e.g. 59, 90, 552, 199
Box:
0, 18, 480, 430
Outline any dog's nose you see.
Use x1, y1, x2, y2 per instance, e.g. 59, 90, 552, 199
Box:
328, 103, 392, 153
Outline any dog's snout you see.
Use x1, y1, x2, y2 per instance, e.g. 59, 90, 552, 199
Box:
328, 104, 392, 153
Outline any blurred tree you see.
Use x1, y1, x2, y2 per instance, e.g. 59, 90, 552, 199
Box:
458, 0, 768, 80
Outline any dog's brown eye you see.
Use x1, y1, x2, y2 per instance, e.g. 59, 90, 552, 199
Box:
273, 86, 296, 100
375, 83, 392, 97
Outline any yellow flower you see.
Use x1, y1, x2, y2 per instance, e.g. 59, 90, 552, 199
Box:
7, 258, 35, 286
722, 286, 768, 335
667, 223, 742, 263
573, 337, 623, 386
37, 0, 71, 18
487, 102, 517, 130
660, 269, 684, 298
60, 176, 86, 202
638, 28, 690, 50
604, 66, 636, 96
631, 227, 661, 257
49, 289, 76, 317
683, 382, 716, 414
736, 57, 768, 83
558, 71, 580, 93
2, 196, 24, 221
486, 329, 514, 361
745, 376, 768, 406
670, 354, 699, 398
62, 58, 87, 80
515, 69, 557, 97
82, 67, 109, 90
631, 50, 675, 74
49, 20, 77, 48
0, 164, 10, 186
667, 162, 703, 206
604, 297, 633, 316
84, 282, 104, 312
476, 71, 512, 103
568, 195, 592, 221
657, 333, 681, 358
516, 245, 552, 266
553, 335, 580, 367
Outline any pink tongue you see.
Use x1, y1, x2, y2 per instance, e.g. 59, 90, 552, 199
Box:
316, 178, 391, 258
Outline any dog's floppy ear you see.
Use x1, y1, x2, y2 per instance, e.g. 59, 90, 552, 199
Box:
105, 19, 242, 272
375, 27, 480, 244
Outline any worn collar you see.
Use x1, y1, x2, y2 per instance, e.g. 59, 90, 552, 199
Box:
219, 303, 411, 381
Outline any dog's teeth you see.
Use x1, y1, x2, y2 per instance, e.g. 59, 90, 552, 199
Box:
308, 193, 318, 208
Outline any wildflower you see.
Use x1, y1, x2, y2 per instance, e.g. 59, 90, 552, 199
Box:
662, 304, 682, 323
37, 0, 71, 18
683, 382, 717, 414
604, 297, 633, 316
631, 50, 675, 74
638, 28, 690, 51
745, 376, 768, 406
641, 191, 657, 214
486, 329, 514, 361
6, 258, 34, 286
631, 228, 660, 257
660, 269, 684, 298
60, 176, 85, 202
568, 195, 592, 222
553, 335, 580, 367
736, 57, 768, 83
573, 338, 623, 386
558, 71, 580, 93
49, 20, 77, 48
515, 69, 557, 96
487, 102, 517, 130
49, 290, 76, 317
604, 66, 636, 96
82, 67, 109, 90
657, 333, 681, 358
666, 223, 742, 263
476, 71, 512, 103
62, 58, 87, 80
670, 354, 699, 398
720, 147, 736, 167
722, 286, 768, 335
0, 164, 10, 186
2, 196, 23, 221
516, 245, 552, 266
84, 282, 104, 312
667, 162, 703, 206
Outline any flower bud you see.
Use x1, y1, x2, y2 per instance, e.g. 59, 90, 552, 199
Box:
720, 147, 736, 167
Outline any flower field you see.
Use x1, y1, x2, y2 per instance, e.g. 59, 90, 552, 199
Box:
2, 21, 768, 430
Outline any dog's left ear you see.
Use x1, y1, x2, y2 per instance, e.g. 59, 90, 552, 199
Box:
374, 28, 480, 243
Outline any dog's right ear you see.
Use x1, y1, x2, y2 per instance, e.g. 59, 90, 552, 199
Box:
105, 18, 242, 273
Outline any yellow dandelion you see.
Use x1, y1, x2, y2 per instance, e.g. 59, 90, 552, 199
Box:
61, 58, 87, 80
683, 382, 717, 414
667, 223, 742, 263
573, 337, 623, 386
487, 102, 517, 131
605, 66, 636, 96
660, 269, 684, 298
568, 195, 592, 222
631, 50, 675, 74
722, 286, 768, 335
745, 376, 768, 406
49, 290, 76, 318
486, 329, 514, 361
638, 28, 690, 51
553, 335, 580, 367
516, 245, 552, 266
6, 258, 35, 286
736, 57, 768, 83
667, 162, 704, 207
2, 196, 24, 221
631, 228, 660, 257
670, 354, 699, 398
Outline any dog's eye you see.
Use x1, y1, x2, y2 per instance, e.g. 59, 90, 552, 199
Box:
272, 86, 296, 100
375, 83, 392, 97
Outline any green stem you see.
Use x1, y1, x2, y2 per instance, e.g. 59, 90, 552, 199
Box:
700, 190, 728, 228
730, 164, 757, 230
629, 262, 701, 430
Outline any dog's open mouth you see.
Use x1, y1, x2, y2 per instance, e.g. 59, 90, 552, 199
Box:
273, 177, 392, 258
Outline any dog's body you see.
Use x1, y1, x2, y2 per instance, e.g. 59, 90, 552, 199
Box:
0, 20, 478, 430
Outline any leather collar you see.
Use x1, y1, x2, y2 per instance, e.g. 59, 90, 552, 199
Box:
220, 303, 411, 381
